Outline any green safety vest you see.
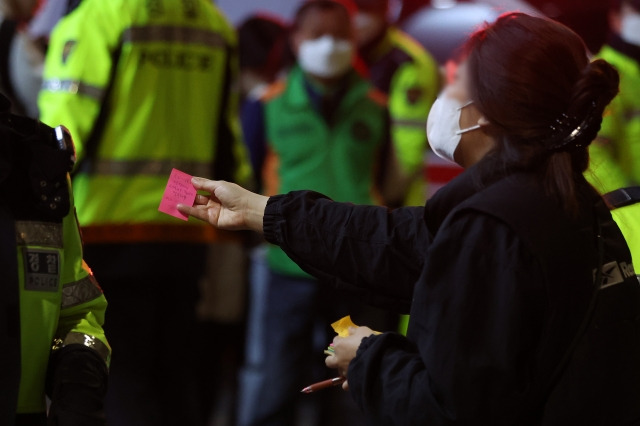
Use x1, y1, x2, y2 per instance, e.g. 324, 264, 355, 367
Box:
38, 0, 251, 242
588, 45, 640, 193
263, 66, 387, 277
14, 178, 110, 414
366, 27, 441, 206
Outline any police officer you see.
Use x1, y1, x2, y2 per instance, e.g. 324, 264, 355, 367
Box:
37, 1, 251, 425
353, 0, 440, 206
589, 0, 640, 192
0, 93, 110, 426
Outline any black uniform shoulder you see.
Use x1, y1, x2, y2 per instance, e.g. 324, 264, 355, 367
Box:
0, 115, 72, 221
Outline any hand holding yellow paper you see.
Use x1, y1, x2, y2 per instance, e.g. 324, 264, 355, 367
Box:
306, 316, 380, 393
331, 315, 360, 337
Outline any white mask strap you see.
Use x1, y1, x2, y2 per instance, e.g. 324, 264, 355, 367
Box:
456, 100, 474, 110
454, 100, 482, 135
455, 123, 482, 135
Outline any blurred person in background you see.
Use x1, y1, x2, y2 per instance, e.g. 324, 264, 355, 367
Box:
235, 13, 290, 426
353, 0, 440, 209
588, 0, 640, 193
0, 0, 75, 117
1, 93, 110, 426
236, 0, 400, 424
38, 1, 251, 425
0, 0, 43, 117
0, 0, 39, 19
352, 0, 440, 336
238, 15, 289, 180
238, 15, 288, 102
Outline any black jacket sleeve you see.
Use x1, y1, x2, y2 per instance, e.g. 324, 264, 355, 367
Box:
46, 344, 108, 426
263, 190, 430, 313
347, 210, 547, 425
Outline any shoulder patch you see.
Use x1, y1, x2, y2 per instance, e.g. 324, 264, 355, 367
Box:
260, 80, 287, 103
23, 248, 60, 292
367, 88, 388, 107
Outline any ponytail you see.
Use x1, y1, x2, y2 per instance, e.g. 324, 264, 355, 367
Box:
543, 59, 619, 214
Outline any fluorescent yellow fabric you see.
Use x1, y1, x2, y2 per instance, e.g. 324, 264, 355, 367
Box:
39, 0, 251, 234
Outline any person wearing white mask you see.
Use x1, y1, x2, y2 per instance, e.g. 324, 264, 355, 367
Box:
587, 0, 640, 193
178, 12, 640, 425
235, 1, 395, 425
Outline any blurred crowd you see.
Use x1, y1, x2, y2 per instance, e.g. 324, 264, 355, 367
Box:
1, 0, 638, 425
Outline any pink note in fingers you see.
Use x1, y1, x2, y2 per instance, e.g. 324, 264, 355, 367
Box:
158, 168, 197, 221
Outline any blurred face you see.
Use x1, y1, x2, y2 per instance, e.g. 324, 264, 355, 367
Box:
1, 0, 38, 20
292, 7, 354, 54
354, 10, 387, 48
292, 6, 355, 80
619, 2, 640, 46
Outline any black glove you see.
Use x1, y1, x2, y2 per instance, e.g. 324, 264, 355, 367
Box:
45, 344, 108, 426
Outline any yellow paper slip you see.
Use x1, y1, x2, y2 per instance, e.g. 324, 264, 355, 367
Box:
330, 315, 381, 337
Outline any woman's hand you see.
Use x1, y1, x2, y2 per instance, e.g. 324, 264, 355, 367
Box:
325, 326, 375, 390
177, 177, 268, 233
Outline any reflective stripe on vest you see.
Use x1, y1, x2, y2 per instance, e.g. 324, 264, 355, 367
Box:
15, 221, 63, 248
61, 275, 103, 309
83, 159, 212, 177
53, 332, 111, 365
41, 79, 105, 102
123, 25, 227, 48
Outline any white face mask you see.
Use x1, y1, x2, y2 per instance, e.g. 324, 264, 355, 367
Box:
298, 35, 354, 79
621, 10, 640, 47
426, 93, 481, 163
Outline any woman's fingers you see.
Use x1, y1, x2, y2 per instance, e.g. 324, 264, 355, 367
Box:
190, 176, 220, 192
176, 203, 195, 216
342, 380, 349, 391
325, 355, 338, 369
177, 203, 209, 222
194, 194, 211, 206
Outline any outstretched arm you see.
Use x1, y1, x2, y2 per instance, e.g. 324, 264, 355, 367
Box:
178, 178, 429, 312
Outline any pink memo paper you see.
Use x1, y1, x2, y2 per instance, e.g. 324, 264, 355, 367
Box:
158, 168, 197, 221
